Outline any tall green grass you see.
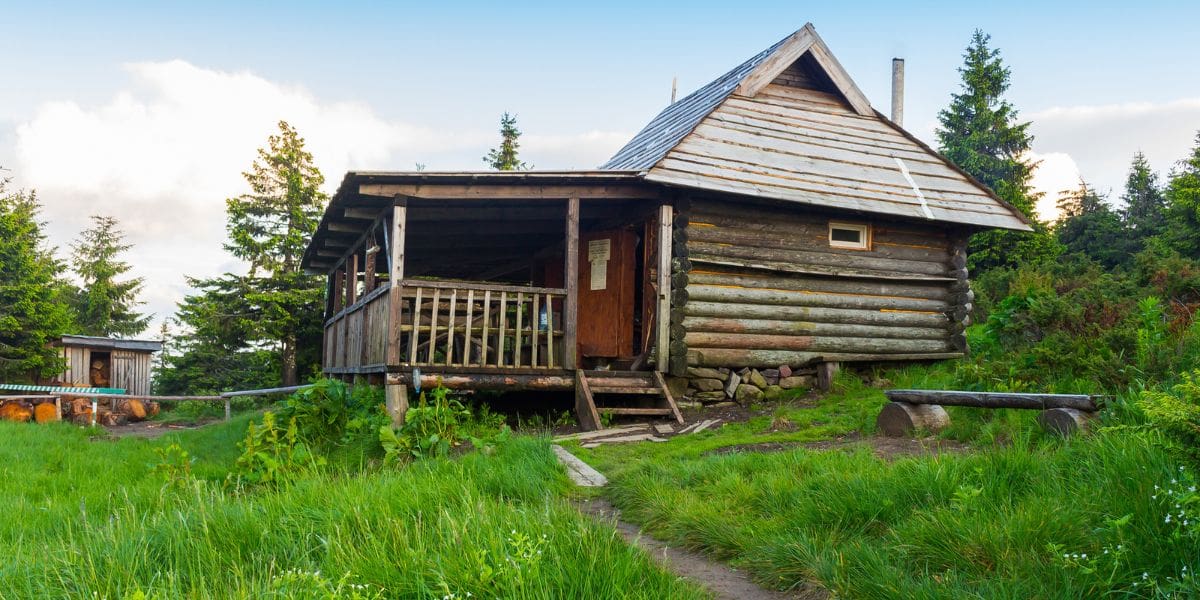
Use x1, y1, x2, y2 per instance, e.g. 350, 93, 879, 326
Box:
600, 428, 1198, 597
0, 421, 703, 599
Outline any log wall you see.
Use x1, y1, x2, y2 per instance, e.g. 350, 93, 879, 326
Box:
670, 197, 969, 373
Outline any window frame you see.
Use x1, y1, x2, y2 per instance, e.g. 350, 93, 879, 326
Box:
828, 221, 872, 251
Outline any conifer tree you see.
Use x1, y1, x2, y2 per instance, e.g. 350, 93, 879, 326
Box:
1166, 132, 1200, 258
1120, 151, 1167, 242
1055, 180, 1134, 269
222, 121, 327, 386
0, 180, 72, 381
70, 215, 150, 337
483, 112, 528, 171
936, 30, 1058, 272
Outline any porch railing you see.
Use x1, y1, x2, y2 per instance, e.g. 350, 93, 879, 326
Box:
398, 279, 566, 369
324, 284, 390, 370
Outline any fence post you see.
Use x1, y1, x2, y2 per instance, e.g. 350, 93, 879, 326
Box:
91, 398, 97, 427
224, 397, 231, 421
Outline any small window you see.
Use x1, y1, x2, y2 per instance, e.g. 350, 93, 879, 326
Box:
829, 222, 870, 250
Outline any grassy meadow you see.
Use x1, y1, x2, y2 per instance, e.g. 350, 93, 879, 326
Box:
0, 417, 702, 599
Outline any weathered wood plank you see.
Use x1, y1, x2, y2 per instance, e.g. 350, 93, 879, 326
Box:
564, 197, 580, 370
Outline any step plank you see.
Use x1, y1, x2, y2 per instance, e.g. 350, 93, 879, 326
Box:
597, 407, 674, 416
589, 386, 663, 395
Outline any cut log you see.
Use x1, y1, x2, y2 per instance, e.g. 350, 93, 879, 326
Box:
34, 402, 59, 423
884, 390, 1098, 412
1038, 408, 1092, 436
146, 401, 161, 417
877, 401, 950, 437
122, 399, 148, 421
0, 401, 34, 422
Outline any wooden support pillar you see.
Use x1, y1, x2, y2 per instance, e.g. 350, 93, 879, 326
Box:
563, 197, 580, 370
656, 203, 673, 372
385, 373, 408, 427
817, 361, 840, 392
347, 252, 360, 307
386, 199, 409, 425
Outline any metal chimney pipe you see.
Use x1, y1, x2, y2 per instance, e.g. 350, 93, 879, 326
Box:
891, 58, 905, 126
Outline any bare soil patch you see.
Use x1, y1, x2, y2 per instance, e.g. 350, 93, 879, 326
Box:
105, 419, 216, 439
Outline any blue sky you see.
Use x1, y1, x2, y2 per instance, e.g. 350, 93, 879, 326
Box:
2, 1, 1198, 331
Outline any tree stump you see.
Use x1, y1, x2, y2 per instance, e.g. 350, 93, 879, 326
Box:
34, 402, 59, 423
1038, 408, 1092, 436
877, 401, 950, 437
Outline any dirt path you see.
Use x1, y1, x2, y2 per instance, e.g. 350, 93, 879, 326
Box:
575, 497, 827, 600
104, 419, 215, 439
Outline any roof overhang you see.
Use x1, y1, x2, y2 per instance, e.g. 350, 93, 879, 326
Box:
302, 170, 655, 272
57, 335, 163, 353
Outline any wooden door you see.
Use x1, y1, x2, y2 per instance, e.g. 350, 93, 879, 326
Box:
576, 229, 636, 360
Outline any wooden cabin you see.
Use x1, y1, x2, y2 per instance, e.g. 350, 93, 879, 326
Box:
49, 335, 162, 394
301, 24, 1031, 429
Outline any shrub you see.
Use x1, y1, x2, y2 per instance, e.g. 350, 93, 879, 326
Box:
380, 383, 510, 464
1139, 370, 1200, 464
282, 379, 387, 447
227, 411, 325, 489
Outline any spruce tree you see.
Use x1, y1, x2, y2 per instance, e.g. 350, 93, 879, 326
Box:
1166, 132, 1200, 258
0, 180, 73, 381
936, 30, 1058, 272
1120, 151, 1167, 242
483, 112, 528, 171
223, 121, 327, 386
1055, 181, 1134, 269
70, 215, 150, 337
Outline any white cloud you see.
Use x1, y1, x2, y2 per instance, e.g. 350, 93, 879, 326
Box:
1029, 97, 1200, 201
13, 60, 628, 335
1027, 151, 1083, 223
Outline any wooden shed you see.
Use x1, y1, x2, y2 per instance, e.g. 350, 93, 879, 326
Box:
301, 24, 1030, 429
50, 335, 162, 395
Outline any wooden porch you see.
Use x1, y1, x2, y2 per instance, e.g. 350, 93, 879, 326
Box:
307, 172, 679, 427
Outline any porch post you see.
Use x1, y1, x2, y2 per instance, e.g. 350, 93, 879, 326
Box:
563, 197, 580, 370
385, 197, 408, 425
656, 203, 673, 372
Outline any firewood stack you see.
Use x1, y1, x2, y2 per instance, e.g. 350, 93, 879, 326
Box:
0, 400, 34, 423
89, 360, 110, 388
57, 397, 160, 426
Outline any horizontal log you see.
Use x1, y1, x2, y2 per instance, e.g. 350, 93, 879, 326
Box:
684, 300, 951, 328
687, 348, 963, 368
687, 221, 951, 264
690, 199, 952, 240
221, 385, 312, 398
884, 390, 1099, 412
682, 316, 949, 340
690, 254, 956, 282
387, 372, 574, 391
687, 271, 951, 302
688, 240, 950, 277
686, 284, 948, 312
684, 332, 953, 354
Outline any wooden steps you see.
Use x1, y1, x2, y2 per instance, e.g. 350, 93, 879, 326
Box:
574, 370, 684, 431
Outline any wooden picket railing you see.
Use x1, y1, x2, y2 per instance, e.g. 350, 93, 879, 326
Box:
324, 284, 390, 371
398, 279, 567, 369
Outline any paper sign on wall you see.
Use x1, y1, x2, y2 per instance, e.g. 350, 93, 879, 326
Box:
588, 238, 611, 291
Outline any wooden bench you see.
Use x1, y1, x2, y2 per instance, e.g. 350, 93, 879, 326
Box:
878, 390, 1103, 437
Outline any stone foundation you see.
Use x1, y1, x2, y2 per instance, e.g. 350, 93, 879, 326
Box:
673, 365, 818, 407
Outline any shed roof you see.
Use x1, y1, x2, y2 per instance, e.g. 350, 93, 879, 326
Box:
58, 335, 163, 353
602, 24, 1032, 231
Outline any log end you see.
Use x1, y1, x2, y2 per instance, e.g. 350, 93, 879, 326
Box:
1038, 408, 1092, 436
877, 401, 950, 437
34, 402, 59, 423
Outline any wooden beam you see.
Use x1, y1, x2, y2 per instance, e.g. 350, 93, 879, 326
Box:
386, 202, 407, 367
735, 26, 816, 97
328, 222, 361, 233
656, 203, 672, 373
884, 390, 1099, 412
344, 207, 382, 220
563, 197, 580, 370
359, 182, 659, 200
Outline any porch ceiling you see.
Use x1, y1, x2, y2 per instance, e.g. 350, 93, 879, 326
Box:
303, 170, 656, 273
